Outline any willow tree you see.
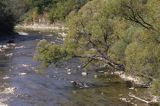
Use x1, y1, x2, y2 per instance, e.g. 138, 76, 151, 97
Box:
35, 0, 160, 96
35, 0, 125, 70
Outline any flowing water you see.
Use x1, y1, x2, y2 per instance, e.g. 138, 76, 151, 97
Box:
0, 32, 152, 106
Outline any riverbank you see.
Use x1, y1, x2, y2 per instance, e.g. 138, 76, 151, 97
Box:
113, 71, 159, 104
15, 24, 68, 38
15, 23, 68, 32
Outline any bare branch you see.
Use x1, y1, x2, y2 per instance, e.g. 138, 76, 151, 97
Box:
122, 3, 154, 30
81, 58, 94, 69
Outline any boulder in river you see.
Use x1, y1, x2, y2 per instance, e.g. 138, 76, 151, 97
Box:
81, 72, 88, 76
70, 81, 95, 88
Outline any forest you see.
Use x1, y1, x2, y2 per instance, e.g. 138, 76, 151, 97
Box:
0, 0, 160, 105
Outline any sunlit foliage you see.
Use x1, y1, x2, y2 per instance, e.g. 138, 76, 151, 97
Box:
22, 0, 89, 23
34, 0, 160, 96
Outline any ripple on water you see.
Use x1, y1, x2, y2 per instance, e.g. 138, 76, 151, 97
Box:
18, 73, 27, 76
0, 33, 153, 106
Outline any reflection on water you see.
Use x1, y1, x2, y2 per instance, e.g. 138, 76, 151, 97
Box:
56, 74, 149, 106
0, 32, 151, 106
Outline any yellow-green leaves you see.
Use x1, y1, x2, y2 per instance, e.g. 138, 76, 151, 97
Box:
34, 0, 160, 96
34, 40, 68, 67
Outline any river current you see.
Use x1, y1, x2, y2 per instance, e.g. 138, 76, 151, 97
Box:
0, 32, 151, 106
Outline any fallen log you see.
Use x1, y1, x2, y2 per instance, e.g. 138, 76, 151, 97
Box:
129, 93, 158, 105
129, 93, 150, 104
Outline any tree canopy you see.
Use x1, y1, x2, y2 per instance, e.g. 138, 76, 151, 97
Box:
34, 0, 160, 97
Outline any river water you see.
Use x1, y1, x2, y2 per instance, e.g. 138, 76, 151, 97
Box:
0, 32, 152, 106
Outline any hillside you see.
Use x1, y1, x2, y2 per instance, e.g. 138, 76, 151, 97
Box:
19, 0, 90, 24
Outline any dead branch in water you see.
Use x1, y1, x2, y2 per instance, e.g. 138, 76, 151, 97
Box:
129, 93, 158, 105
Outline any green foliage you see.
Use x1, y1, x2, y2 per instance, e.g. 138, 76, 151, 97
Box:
49, 0, 74, 22
23, 7, 39, 24
151, 80, 160, 96
34, 0, 160, 96
48, 0, 89, 22
34, 39, 70, 67
21, 0, 89, 23
27, 0, 55, 13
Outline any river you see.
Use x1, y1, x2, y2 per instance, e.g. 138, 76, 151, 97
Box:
0, 32, 152, 106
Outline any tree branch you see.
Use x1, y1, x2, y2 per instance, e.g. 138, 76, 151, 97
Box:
122, 3, 153, 29
81, 58, 94, 69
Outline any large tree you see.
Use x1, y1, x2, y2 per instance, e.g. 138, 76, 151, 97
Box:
35, 0, 160, 96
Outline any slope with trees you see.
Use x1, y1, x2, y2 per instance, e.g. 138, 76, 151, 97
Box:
22, 0, 90, 24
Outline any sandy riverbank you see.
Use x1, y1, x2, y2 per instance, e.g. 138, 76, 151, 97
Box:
113, 71, 159, 104
15, 24, 68, 32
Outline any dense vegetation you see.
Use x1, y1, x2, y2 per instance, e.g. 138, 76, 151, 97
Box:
0, 0, 16, 34
34, 0, 160, 97
22, 0, 90, 24
0, 0, 89, 33
0, 0, 28, 34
